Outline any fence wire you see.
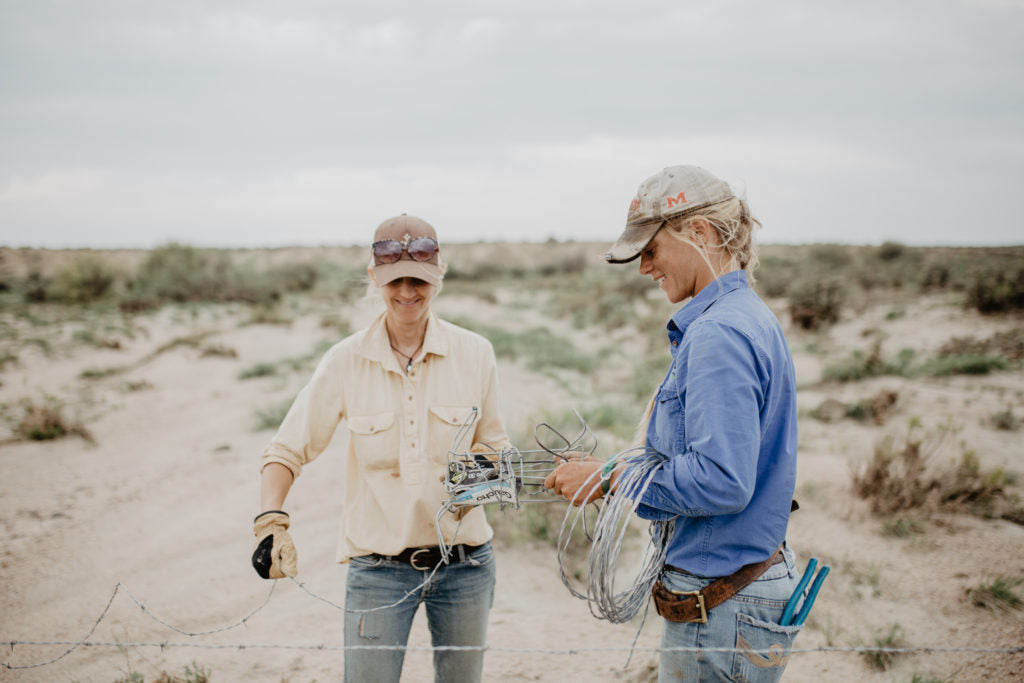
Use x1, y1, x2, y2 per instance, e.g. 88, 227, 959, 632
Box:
3, 580, 1022, 671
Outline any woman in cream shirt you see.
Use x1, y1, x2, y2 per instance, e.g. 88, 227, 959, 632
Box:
252, 214, 510, 683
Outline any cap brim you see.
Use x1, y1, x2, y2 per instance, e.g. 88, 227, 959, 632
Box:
604, 221, 663, 264
373, 260, 442, 287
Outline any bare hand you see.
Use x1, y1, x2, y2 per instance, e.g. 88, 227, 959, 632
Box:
544, 460, 604, 506
557, 450, 598, 463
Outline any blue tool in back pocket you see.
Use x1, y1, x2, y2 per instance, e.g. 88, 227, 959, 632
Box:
780, 558, 830, 627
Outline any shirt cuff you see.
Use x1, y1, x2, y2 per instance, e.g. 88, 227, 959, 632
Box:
261, 443, 304, 480
635, 502, 678, 521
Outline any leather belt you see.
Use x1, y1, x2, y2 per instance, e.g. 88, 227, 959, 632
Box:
375, 544, 481, 571
652, 548, 784, 624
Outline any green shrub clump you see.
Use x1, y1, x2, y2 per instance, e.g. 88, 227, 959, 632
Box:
822, 343, 915, 382
124, 243, 279, 307
47, 256, 120, 304
967, 577, 1023, 611
917, 354, 1007, 377
450, 318, 596, 373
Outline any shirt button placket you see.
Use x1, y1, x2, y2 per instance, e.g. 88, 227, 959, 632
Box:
404, 379, 417, 453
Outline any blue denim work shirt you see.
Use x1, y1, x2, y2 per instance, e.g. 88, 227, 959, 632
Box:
635, 270, 798, 577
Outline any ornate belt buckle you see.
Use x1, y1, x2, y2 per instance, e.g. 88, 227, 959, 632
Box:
409, 548, 433, 571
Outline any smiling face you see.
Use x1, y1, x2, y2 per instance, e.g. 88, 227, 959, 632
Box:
378, 276, 436, 327
638, 220, 722, 304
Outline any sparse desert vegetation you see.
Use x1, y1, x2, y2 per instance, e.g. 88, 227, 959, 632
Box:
1, 241, 1022, 681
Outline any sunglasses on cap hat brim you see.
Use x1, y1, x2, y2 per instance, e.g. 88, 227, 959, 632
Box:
371, 235, 439, 264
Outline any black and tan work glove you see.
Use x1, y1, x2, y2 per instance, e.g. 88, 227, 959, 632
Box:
252, 510, 297, 579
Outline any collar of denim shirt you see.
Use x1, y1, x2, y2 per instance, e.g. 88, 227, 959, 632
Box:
666, 270, 749, 344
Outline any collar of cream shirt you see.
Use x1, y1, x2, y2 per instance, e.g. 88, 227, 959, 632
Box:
356, 311, 451, 368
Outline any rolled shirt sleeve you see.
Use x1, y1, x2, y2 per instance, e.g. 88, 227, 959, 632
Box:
261, 345, 346, 480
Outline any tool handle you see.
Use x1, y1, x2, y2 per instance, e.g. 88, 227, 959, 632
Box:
792, 566, 830, 627
779, 558, 817, 626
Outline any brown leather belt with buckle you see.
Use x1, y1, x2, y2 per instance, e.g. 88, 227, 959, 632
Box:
375, 544, 481, 571
652, 548, 784, 624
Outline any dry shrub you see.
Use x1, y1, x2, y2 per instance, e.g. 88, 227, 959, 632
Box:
853, 421, 1022, 522
787, 278, 845, 330
811, 390, 898, 425
810, 398, 847, 423
151, 661, 211, 683
966, 268, 1024, 314
991, 328, 1024, 361
937, 335, 989, 357
861, 623, 906, 672
990, 408, 1020, 432
16, 400, 93, 443
865, 390, 899, 424
853, 426, 934, 513
199, 344, 238, 358
876, 241, 906, 261
938, 328, 1024, 361
842, 390, 899, 425
967, 577, 1023, 611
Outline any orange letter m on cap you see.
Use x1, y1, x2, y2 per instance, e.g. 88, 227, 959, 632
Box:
665, 191, 687, 208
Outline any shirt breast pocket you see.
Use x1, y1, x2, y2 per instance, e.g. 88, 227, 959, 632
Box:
653, 385, 686, 455
348, 412, 397, 471
428, 405, 476, 464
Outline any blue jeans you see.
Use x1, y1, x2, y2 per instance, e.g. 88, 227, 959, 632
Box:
658, 546, 803, 682
344, 543, 496, 683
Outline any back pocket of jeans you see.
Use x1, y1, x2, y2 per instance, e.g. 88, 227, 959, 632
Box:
731, 612, 801, 682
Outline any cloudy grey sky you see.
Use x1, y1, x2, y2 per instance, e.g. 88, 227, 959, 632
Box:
2, 0, 1022, 248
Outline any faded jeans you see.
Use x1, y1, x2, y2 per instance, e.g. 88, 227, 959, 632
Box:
344, 542, 496, 683
658, 546, 803, 682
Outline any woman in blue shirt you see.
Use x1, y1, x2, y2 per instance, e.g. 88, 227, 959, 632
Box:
546, 165, 802, 682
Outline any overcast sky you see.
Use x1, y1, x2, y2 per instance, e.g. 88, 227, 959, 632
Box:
2, 0, 1023, 248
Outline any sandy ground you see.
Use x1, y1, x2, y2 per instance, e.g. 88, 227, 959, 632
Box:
1, 268, 1023, 682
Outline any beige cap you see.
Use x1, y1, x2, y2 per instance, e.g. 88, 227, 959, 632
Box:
371, 214, 443, 287
605, 165, 735, 264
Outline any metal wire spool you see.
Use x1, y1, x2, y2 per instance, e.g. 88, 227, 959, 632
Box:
556, 448, 674, 624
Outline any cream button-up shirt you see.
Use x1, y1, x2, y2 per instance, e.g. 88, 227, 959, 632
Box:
261, 311, 510, 563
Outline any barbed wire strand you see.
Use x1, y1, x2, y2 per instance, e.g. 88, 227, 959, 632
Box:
5, 640, 1023, 657
120, 580, 278, 636
4, 578, 1023, 671
1, 580, 278, 671
6, 416, 1021, 671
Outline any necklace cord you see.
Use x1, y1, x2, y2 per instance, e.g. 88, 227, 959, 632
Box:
389, 338, 425, 372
